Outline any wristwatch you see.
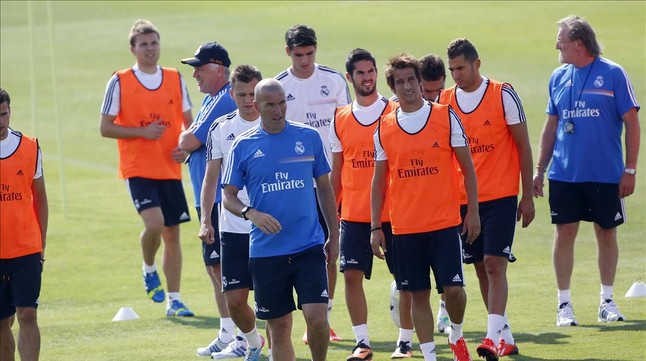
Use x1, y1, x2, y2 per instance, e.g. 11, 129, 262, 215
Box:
624, 168, 637, 175
241, 206, 253, 220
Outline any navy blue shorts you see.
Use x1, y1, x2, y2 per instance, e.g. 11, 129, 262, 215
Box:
221, 232, 253, 291
126, 177, 190, 227
340, 221, 394, 279
0, 253, 42, 319
394, 226, 465, 293
460, 196, 517, 264
249, 244, 328, 320
197, 205, 221, 266
549, 180, 625, 229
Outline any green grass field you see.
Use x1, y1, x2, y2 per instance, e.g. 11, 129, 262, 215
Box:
1, 1, 645, 360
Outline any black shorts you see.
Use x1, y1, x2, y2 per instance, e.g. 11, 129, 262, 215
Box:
221, 232, 253, 291
126, 177, 190, 227
460, 196, 517, 264
197, 204, 221, 266
549, 180, 625, 229
0, 253, 42, 319
249, 244, 328, 320
394, 226, 465, 293
340, 221, 394, 279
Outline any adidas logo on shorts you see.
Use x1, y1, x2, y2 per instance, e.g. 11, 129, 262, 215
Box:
210, 250, 219, 259
452, 274, 462, 283
179, 212, 190, 221
502, 246, 511, 254
614, 212, 622, 221
321, 289, 329, 298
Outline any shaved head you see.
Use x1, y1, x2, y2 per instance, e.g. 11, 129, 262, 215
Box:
254, 78, 285, 101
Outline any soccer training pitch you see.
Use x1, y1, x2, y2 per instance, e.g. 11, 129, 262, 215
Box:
1, 1, 644, 360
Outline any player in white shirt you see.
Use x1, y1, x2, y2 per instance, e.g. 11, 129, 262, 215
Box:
276, 24, 351, 344
199, 65, 269, 360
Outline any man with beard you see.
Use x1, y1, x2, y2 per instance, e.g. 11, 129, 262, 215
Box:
329, 49, 412, 360
439, 38, 534, 359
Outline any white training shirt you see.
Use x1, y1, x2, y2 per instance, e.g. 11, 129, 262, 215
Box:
0, 128, 43, 178
206, 110, 261, 234
453, 76, 526, 125
329, 94, 390, 153
100, 64, 192, 116
374, 102, 467, 161
276, 64, 351, 162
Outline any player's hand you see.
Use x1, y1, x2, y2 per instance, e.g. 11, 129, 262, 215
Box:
461, 210, 481, 244
619, 173, 636, 198
248, 209, 282, 235
517, 196, 535, 228
324, 233, 340, 265
370, 229, 387, 260
533, 172, 545, 197
171, 146, 189, 163
141, 120, 166, 140
199, 223, 215, 244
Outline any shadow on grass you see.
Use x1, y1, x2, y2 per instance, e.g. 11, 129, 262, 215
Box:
579, 319, 645, 332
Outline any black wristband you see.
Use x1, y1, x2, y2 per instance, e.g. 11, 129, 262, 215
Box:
370, 226, 382, 232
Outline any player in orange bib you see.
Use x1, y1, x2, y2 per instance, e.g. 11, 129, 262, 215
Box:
329, 49, 409, 361
1, 88, 49, 361
371, 54, 480, 361
439, 38, 535, 360
100, 20, 195, 317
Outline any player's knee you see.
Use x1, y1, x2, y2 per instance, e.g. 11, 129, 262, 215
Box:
483, 257, 507, 278
16, 308, 37, 325
443, 285, 466, 300
343, 269, 364, 285
140, 210, 165, 234
224, 292, 247, 309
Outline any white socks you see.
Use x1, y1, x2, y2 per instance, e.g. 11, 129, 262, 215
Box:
600, 284, 614, 301
557, 289, 571, 305
397, 328, 414, 345
485, 314, 505, 342
243, 326, 262, 349
448, 322, 463, 344
420, 341, 437, 361
143, 261, 156, 274
500, 312, 515, 345
219, 317, 236, 343
167, 292, 180, 303
352, 324, 370, 346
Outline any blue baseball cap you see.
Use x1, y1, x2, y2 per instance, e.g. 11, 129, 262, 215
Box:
181, 42, 231, 67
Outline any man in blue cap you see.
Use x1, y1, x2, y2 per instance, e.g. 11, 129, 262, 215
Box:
179, 42, 238, 356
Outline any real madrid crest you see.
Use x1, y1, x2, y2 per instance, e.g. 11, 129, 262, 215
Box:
295, 141, 305, 154
320, 85, 330, 97
593, 75, 604, 88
